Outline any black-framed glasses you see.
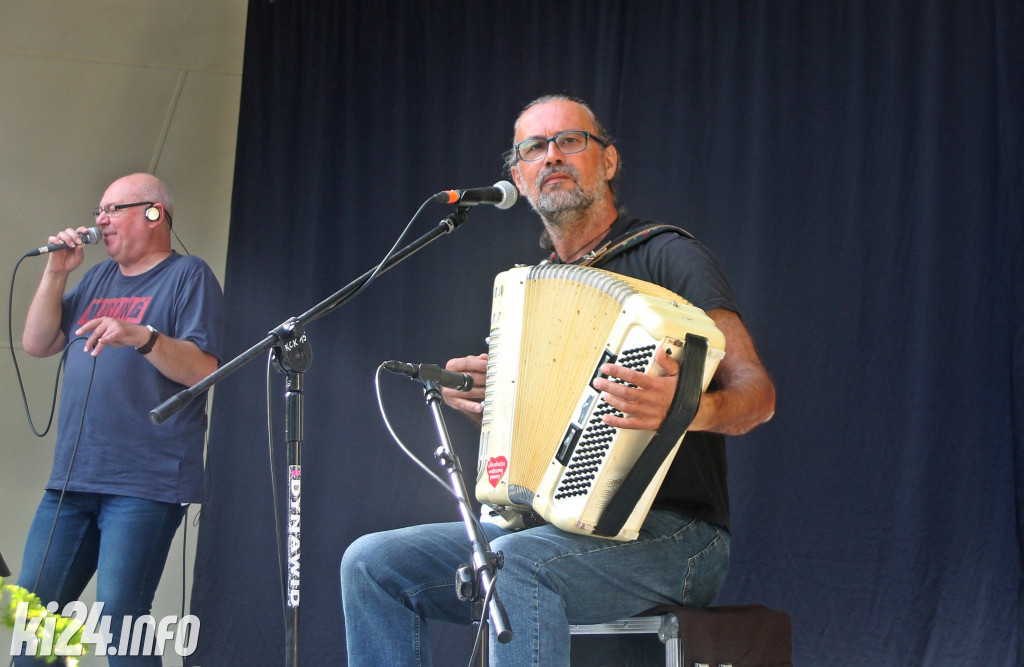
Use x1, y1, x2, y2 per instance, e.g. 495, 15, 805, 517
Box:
513, 130, 609, 163
92, 201, 154, 219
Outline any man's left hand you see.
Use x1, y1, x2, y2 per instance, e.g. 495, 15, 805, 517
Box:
76, 318, 148, 357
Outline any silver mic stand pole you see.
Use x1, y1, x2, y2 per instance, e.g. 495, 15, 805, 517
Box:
415, 378, 513, 663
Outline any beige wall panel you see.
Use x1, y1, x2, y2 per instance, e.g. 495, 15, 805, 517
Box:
0, 1, 247, 72
151, 68, 242, 280
1, 56, 181, 320
1, 3, 244, 662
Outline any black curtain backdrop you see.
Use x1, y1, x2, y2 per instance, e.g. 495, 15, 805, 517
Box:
189, 1, 1023, 664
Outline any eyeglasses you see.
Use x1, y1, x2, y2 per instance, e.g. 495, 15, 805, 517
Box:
513, 130, 609, 163
92, 201, 154, 219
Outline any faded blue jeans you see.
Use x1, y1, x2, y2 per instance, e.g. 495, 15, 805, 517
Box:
340, 509, 730, 666
14, 490, 186, 666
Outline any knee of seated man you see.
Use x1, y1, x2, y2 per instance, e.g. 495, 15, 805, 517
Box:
340, 532, 380, 577
340, 530, 413, 582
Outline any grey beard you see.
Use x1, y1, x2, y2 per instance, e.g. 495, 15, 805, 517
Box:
530, 166, 599, 228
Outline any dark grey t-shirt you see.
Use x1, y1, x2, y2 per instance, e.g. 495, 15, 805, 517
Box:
52, 253, 224, 504
548, 215, 737, 529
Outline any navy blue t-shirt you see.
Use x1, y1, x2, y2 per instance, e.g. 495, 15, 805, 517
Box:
50, 252, 224, 504
550, 215, 737, 529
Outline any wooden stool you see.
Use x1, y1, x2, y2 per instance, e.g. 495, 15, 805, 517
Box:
569, 604, 792, 666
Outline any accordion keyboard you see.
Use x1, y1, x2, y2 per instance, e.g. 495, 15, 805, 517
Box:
554, 344, 656, 500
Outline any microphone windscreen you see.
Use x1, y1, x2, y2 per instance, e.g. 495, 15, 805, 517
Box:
492, 181, 518, 210
83, 226, 103, 244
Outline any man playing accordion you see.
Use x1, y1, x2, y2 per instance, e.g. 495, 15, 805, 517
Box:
341, 94, 776, 667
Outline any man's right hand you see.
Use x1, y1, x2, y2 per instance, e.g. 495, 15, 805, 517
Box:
43, 227, 91, 273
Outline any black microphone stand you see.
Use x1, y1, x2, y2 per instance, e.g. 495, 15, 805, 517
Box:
413, 378, 513, 663
150, 206, 476, 667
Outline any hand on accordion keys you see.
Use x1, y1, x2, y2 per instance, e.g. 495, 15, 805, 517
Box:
591, 342, 690, 433
439, 353, 489, 425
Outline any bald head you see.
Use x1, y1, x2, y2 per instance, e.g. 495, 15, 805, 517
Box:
97, 173, 175, 274
115, 173, 174, 222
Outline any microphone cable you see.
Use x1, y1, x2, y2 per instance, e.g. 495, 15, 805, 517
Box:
5, 256, 98, 663
374, 363, 454, 494
8, 255, 63, 436
316, 192, 444, 320
24, 336, 97, 594
263, 348, 291, 650
5, 335, 97, 667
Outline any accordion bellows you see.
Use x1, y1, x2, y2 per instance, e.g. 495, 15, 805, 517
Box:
475, 264, 726, 540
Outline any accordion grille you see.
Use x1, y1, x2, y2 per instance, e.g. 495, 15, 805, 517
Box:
488, 264, 690, 496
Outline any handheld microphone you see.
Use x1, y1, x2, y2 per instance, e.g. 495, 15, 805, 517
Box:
433, 181, 518, 210
28, 227, 103, 257
383, 360, 474, 391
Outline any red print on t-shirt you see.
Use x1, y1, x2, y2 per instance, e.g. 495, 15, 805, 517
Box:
76, 296, 152, 325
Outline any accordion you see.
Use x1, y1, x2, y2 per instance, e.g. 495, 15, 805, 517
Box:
475, 264, 725, 541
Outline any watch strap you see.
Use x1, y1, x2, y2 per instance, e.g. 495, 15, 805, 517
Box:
136, 325, 159, 355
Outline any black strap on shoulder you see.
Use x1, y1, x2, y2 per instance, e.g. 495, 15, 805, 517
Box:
579, 224, 696, 267
592, 333, 709, 538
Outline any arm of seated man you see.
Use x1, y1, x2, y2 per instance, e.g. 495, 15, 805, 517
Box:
595, 308, 775, 436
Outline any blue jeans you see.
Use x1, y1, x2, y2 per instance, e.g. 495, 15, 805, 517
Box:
340, 509, 730, 667
14, 490, 186, 666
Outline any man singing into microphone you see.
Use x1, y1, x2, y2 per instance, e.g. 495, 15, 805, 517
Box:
340, 95, 776, 666
14, 173, 223, 665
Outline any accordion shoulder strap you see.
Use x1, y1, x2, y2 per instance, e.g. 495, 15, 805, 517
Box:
593, 332, 709, 538
579, 224, 696, 267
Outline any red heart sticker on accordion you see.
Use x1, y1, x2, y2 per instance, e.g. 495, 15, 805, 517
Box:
486, 456, 508, 487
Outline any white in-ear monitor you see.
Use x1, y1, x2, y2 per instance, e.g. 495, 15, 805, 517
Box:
145, 206, 160, 221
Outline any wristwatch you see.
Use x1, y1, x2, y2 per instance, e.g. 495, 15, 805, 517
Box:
136, 325, 159, 355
